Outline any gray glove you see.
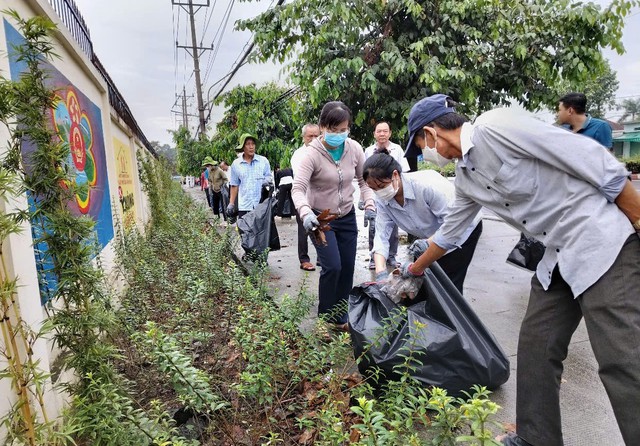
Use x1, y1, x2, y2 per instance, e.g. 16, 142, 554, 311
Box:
408, 239, 430, 260
357, 200, 365, 211
303, 214, 320, 233
363, 208, 377, 227
375, 270, 390, 282
400, 261, 424, 279
226, 203, 237, 217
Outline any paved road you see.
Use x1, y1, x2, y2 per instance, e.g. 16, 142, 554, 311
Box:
186, 185, 625, 445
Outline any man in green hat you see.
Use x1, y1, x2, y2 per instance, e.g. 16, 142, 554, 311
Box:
207, 159, 227, 219
227, 133, 272, 219
201, 157, 214, 209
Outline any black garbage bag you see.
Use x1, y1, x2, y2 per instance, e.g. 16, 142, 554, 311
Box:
506, 233, 546, 272
237, 195, 280, 258
349, 262, 510, 396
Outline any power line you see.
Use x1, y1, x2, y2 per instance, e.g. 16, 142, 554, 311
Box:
203, 0, 236, 86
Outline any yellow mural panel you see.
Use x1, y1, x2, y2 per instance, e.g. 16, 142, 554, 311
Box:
113, 138, 137, 229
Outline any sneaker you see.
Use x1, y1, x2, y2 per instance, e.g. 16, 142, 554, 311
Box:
387, 256, 400, 268
368, 258, 376, 270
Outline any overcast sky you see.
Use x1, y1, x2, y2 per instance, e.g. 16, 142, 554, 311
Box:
72, 0, 639, 146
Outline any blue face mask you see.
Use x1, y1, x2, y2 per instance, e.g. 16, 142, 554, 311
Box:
324, 131, 348, 148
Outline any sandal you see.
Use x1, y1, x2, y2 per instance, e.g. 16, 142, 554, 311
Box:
495, 433, 532, 446
300, 262, 316, 271
331, 322, 350, 333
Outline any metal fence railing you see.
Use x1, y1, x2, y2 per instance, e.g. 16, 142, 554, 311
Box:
47, 0, 93, 59
46, 0, 157, 156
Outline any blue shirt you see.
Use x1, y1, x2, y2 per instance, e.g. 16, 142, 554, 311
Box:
433, 108, 631, 297
564, 114, 613, 148
372, 171, 480, 259
229, 154, 272, 211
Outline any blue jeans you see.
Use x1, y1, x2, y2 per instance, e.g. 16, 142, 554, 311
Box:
312, 208, 357, 324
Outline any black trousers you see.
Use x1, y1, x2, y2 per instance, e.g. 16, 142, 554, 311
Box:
211, 190, 225, 218
204, 188, 212, 208
295, 211, 311, 263
312, 208, 357, 324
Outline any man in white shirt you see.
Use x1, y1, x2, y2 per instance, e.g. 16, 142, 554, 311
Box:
290, 123, 320, 271
363, 121, 409, 269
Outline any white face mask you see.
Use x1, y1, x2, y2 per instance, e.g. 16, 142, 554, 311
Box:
422, 145, 453, 168
373, 173, 399, 202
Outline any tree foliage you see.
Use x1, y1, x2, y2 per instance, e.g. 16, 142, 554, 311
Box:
209, 82, 302, 168
239, 0, 638, 142
172, 126, 209, 176
551, 60, 619, 119
619, 97, 640, 123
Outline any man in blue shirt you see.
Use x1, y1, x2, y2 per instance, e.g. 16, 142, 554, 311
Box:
557, 92, 613, 149
227, 133, 272, 219
401, 94, 640, 446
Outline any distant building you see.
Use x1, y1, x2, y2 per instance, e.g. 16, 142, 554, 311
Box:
612, 120, 640, 158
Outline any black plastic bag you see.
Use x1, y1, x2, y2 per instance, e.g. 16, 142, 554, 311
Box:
506, 233, 545, 272
237, 196, 280, 257
349, 263, 510, 396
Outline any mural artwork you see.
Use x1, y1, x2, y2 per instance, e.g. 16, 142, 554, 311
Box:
113, 138, 137, 229
4, 20, 114, 303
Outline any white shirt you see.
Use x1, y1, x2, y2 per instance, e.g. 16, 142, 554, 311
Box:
433, 108, 632, 297
290, 144, 308, 177
364, 141, 410, 172
372, 171, 480, 259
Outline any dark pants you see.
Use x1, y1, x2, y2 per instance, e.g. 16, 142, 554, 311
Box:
296, 211, 311, 264
312, 208, 357, 324
516, 234, 640, 446
436, 221, 482, 293
204, 188, 212, 208
211, 190, 224, 218
368, 219, 399, 260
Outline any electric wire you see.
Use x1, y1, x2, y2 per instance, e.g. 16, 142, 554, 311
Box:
202, 0, 236, 86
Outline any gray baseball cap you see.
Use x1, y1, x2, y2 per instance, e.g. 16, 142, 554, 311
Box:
405, 94, 456, 158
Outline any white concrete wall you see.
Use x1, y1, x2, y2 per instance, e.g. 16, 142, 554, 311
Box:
0, 0, 156, 428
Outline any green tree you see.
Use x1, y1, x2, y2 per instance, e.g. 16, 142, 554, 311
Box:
172, 126, 209, 176
239, 0, 638, 142
552, 61, 619, 119
619, 98, 640, 123
150, 140, 177, 172
209, 82, 302, 167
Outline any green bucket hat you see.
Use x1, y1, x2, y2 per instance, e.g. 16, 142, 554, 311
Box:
236, 133, 259, 152
201, 156, 215, 167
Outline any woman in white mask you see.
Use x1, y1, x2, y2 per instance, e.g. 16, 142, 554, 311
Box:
362, 152, 482, 293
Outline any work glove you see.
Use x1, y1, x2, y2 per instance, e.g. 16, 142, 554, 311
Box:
375, 270, 390, 282
400, 261, 424, 279
357, 200, 365, 211
363, 208, 377, 227
226, 203, 237, 217
408, 239, 430, 260
303, 214, 320, 233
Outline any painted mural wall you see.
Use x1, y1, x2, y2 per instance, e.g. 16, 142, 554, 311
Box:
0, 0, 157, 423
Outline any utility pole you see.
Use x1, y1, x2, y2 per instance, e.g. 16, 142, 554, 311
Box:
173, 0, 211, 140
171, 86, 196, 131
181, 86, 188, 129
